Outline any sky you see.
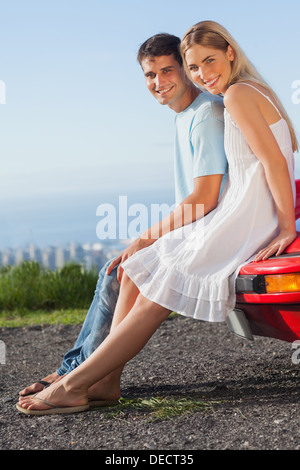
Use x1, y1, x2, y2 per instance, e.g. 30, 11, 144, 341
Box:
0, 0, 300, 248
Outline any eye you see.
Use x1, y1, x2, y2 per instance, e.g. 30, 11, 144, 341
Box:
188, 66, 198, 72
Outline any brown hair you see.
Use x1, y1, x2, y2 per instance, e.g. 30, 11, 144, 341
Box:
137, 33, 182, 66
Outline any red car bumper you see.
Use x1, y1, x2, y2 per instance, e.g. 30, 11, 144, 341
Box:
235, 251, 300, 342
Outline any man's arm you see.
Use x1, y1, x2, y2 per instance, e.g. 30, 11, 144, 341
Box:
142, 173, 222, 240
106, 174, 223, 281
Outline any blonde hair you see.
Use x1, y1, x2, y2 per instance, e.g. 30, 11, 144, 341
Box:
181, 20, 298, 152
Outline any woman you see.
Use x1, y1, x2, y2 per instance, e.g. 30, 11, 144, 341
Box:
17, 21, 298, 415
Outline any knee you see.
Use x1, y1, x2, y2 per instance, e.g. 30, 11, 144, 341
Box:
120, 272, 137, 290
134, 294, 171, 322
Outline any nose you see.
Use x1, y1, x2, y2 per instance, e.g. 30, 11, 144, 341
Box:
154, 74, 166, 89
196, 67, 205, 82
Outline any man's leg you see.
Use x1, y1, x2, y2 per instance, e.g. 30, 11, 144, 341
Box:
19, 259, 119, 396
57, 259, 119, 375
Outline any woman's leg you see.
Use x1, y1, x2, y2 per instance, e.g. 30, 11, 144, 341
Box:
87, 273, 140, 400
18, 275, 171, 411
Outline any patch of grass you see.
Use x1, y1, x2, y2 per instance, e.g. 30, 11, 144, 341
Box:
0, 308, 179, 328
106, 396, 221, 421
0, 309, 87, 327
0, 261, 98, 312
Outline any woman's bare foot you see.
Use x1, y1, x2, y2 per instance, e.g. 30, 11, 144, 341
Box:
19, 370, 121, 403
87, 373, 121, 402
17, 376, 88, 412
19, 372, 62, 396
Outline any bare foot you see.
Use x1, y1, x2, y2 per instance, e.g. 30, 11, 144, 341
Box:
19, 371, 121, 402
87, 373, 121, 401
19, 372, 61, 396
17, 377, 88, 412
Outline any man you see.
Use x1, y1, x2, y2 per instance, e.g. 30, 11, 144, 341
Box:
20, 33, 227, 398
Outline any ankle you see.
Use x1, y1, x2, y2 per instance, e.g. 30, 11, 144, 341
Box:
63, 375, 88, 396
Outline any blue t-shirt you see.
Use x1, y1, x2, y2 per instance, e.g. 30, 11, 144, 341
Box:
174, 91, 227, 205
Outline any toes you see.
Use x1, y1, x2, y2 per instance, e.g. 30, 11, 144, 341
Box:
17, 396, 41, 411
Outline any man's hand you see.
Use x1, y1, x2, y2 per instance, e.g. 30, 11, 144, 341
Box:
106, 237, 155, 283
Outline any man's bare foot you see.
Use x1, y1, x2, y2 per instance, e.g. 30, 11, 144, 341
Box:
19, 372, 61, 396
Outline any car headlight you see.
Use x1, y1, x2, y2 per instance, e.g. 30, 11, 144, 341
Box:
265, 273, 300, 293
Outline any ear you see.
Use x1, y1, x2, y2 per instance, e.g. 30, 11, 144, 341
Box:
227, 45, 235, 62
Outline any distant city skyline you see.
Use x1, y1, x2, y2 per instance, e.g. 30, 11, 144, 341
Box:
0, 238, 130, 271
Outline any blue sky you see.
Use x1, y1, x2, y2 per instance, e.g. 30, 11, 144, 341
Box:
0, 0, 300, 247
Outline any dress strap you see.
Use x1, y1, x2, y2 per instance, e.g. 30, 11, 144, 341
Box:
235, 82, 282, 118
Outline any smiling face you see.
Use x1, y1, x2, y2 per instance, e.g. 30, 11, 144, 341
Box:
141, 54, 194, 113
184, 44, 235, 95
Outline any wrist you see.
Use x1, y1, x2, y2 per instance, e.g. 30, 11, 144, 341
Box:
138, 233, 156, 246
280, 223, 296, 234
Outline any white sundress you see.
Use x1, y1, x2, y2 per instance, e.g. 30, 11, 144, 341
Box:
122, 83, 296, 323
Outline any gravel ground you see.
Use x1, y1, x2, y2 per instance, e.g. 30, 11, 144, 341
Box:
0, 315, 300, 452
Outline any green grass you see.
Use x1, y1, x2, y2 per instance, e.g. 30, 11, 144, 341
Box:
106, 396, 220, 421
0, 261, 99, 314
0, 308, 87, 327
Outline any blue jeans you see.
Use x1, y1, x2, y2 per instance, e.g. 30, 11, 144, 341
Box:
56, 259, 119, 376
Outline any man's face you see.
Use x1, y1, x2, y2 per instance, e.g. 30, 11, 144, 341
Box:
141, 54, 191, 112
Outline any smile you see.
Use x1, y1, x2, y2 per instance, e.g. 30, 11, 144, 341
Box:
156, 85, 174, 96
204, 76, 220, 87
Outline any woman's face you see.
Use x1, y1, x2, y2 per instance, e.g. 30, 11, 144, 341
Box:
184, 44, 235, 95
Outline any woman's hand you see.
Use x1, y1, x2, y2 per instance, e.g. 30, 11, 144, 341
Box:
253, 229, 297, 262
106, 237, 155, 283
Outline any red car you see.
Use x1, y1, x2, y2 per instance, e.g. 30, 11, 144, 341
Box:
227, 179, 300, 343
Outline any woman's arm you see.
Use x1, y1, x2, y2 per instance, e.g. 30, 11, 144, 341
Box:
224, 84, 296, 261
107, 173, 223, 281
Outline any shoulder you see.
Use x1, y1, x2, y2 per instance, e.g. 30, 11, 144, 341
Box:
193, 92, 224, 123
224, 83, 261, 121
224, 83, 258, 109
224, 83, 249, 104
